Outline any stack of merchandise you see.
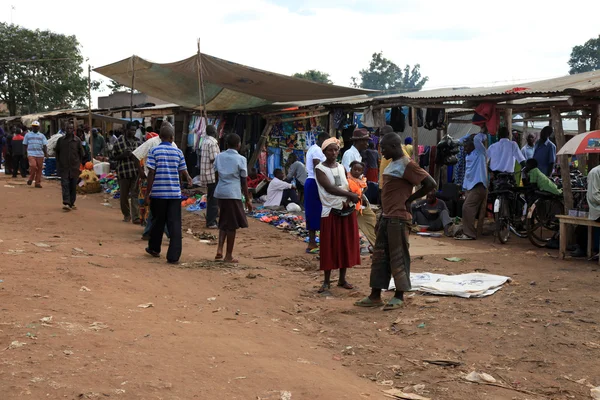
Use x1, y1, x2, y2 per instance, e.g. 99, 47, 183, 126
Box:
100, 173, 120, 199
182, 194, 207, 212
248, 207, 319, 244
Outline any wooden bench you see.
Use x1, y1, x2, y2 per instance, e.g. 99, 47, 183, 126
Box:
557, 215, 600, 264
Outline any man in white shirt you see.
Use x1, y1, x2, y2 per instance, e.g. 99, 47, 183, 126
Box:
486, 127, 526, 174
264, 169, 300, 208
521, 133, 535, 160
341, 128, 370, 172
572, 165, 600, 258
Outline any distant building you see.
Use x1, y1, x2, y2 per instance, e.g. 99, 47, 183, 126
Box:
97, 92, 169, 109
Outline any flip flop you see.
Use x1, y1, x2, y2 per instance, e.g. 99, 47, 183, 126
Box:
223, 258, 239, 264
317, 283, 331, 294
383, 297, 405, 311
354, 297, 384, 308
214, 254, 223, 260
337, 281, 354, 290
306, 248, 319, 254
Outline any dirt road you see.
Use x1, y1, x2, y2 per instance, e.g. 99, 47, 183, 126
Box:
1, 176, 599, 400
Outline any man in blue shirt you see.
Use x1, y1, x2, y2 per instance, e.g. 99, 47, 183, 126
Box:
23, 121, 48, 188
533, 126, 556, 176
144, 122, 192, 264
456, 132, 488, 240
521, 133, 535, 160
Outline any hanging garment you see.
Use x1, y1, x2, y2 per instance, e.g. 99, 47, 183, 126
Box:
408, 108, 424, 127
425, 108, 446, 131
371, 108, 386, 128
361, 106, 376, 127
390, 107, 406, 132
419, 146, 431, 169
472, 103, 499, 134
258, 148, 267, 175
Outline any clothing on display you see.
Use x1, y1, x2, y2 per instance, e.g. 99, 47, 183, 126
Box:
424, 108, 446, 131
408, 108, 424, 127
390, 107, 406, 132
472, 103, 499, 134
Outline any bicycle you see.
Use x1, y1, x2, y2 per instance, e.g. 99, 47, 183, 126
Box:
526, 190, 563, 247
489, 172, 528, 244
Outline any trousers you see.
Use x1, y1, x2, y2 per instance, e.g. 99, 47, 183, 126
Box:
11, 155, 27, 177
205, 182, 219, 227
413, 208, 453, 231
119, 177, 140, 221
148, 198, 182, 262
61, 176, 78, 206
143, 209, 170, 238
369, 217, 412, 292
357, 203, 377, 246
28, 156, 44, 184
462, 183, 487, 239
280, 188, 300, 207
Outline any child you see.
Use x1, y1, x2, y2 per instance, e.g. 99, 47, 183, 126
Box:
523, 158, 562, 195
347, 161, 377, 247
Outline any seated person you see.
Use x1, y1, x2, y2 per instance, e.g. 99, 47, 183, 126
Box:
523, 158, 562, 195
264, 169, 300, 208
247, 168, 268, 198
412, 190, 454, 236
285, 153, 307, 195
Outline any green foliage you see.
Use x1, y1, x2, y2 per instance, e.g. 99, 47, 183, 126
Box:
107, 79, 129, 93
293, 70, 333, 84
0, 23, 98, 115
568, 35, 600, 75
352, 52, 428, 92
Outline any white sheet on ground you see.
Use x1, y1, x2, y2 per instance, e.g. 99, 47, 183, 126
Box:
388, 272, 511, 298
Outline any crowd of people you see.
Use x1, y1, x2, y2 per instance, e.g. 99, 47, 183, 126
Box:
1, 116, 596, 304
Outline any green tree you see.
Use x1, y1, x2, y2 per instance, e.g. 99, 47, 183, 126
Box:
568, 35, 600, 74
352, 52, 428, 92
293, 70, 333, 84
0, 23, 98, 116
107, 79, 129, 93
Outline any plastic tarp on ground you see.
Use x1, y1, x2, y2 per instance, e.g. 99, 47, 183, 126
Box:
389, 272, 511, 298
94, 54, 372, 112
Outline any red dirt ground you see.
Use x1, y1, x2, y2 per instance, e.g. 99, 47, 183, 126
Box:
1, 176, 599, 400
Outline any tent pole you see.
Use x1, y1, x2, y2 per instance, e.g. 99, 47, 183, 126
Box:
248, 122, 273, 168
197, 39, 208, 121
130, 56, 135, 122
551, 108, 573, 214
88, 64, 93, 159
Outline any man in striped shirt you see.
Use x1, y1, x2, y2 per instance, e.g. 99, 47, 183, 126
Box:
144, 122, 193, 264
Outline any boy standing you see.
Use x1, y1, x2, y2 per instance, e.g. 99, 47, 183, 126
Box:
23, 121, 48, 187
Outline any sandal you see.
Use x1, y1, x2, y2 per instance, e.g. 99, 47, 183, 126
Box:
354, 296, 384, 308
317, 283, 331, 294
383, 297, 405, 311
223, 258, 239, 264
337, 281, 354, 290
214, 253, 223, 260
306, 247, 319, 254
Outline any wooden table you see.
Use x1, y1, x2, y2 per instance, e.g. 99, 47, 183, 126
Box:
557, 215, 600, 264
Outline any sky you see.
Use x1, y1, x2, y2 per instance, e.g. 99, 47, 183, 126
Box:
3, 0, 600, 106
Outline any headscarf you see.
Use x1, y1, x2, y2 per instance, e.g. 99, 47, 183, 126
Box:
321, 137, 340, 151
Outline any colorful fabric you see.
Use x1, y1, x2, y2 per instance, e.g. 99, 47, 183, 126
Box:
347, 173, 367, 213
23, 132, 47, 157
319, 212, 360, 271
147, 142, 187, 199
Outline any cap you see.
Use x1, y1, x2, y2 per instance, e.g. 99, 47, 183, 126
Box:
31, 121, 40, 127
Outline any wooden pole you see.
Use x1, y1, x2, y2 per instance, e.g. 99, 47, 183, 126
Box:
521, 112, 528, 147
248, 121, 273, 168
504, 106, 513, 139
88, 64, 93, 159
551, 108, 573, 213
590, 105, 600, 171
197, 39, 208, 121
578, 116, 588, 172
130, 57, 135, 122
411, 107, 418, 162
328, 111, 335, 138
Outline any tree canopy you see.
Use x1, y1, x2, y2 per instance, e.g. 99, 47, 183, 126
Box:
0, 23, 97, 116
292, 70, 333, 84
352, 52, 428, 92
568, 35, 600, 75
107, 79, 128, 93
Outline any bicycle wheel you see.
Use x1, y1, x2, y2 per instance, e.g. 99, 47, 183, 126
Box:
495, 197, 510, 244
527, 198, 561, 247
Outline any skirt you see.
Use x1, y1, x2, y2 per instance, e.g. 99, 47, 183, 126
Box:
319, 212, 361, 271
303, 178, 322, 231
366, 168, 379, 183
218, 199, 248, 231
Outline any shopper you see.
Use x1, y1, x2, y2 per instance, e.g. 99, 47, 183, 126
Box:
314, 137, 360, 294
304, 133, 329, 253
199, 125, 220, 229
355, 133, 435, 310
10, 128, 27, 178
23, 121, 48, 188
55, 123, 85, 211
213, 133, 252, 263
144, 122, 192, 264
113, 122, 142, 223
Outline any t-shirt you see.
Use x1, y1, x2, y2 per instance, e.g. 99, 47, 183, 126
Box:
286, 161, 307, 185
341, 145, 362, 172
527, 168, 562, 196
214, 149, 248, 200
146, 142, 187, 199
264, 177, 293, 207
305, 144, 326, 180
133, 136, 178, 176
23, 132, 48, 157
381, 157, 430, 221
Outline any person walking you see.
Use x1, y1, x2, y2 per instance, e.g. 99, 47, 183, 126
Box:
354, 133, 436, 310
11, 128, 27, 178
55, 123, 85, 211
199, 125, 220, 229
144, 123, 192, 264
113, 122, 142, 223
314, 137, 360, 294
213, 134, 252, 263
304, 133, 329, 253
23, 121, 48, 188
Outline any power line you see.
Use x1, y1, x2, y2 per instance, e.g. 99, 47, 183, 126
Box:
0, 57, 74, 63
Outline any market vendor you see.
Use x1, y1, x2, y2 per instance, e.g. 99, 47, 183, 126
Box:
264, 169, 300, 209
571, 165, 600, 258
412, 190, 454, 236
247, 168, 268, 199
285, 153, 307, 196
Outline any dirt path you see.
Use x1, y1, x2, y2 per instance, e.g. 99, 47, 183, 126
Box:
1, 176, 599, 400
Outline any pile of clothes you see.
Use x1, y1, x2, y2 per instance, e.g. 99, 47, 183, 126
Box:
182, 194, 207, 212
249, 208, 318, 243
100, 174, 120, 199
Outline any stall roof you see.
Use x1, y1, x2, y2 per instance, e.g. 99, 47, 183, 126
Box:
94, 54, 373, 112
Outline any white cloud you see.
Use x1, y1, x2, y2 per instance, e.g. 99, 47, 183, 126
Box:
3, 0, 600, 105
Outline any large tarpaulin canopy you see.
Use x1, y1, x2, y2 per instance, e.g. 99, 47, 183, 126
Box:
94, 54, 372, 112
